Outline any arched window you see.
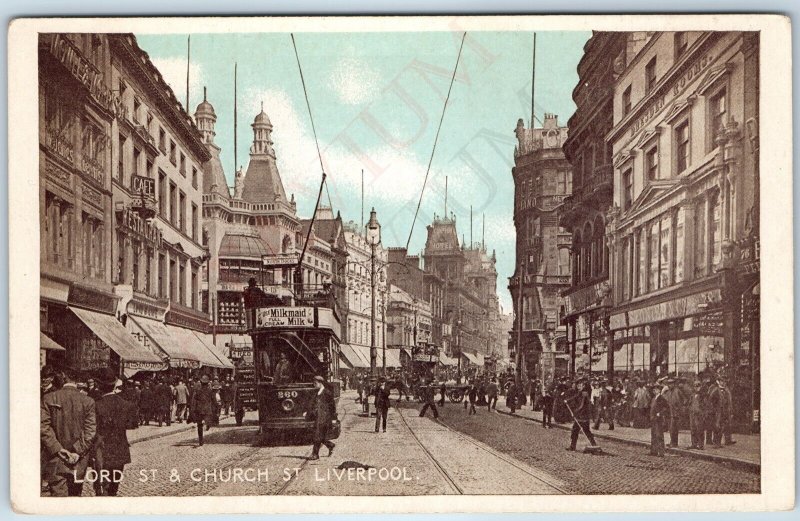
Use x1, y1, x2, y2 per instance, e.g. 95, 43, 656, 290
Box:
583, 222, 593, 281
282, 235, 292, 254
593, 216, 605, 277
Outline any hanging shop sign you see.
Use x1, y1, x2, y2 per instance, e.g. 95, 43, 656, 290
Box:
118, 207, 163, 248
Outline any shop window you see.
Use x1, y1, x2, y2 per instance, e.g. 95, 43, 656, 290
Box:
674, 120, 690, 174
659, 214, 672, 288
645, 56, 657, 95
711, 193, 722, 269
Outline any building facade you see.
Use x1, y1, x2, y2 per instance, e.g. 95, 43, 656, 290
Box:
560, 33, 627, 379
509, 114, 573, 386
605, 31, 760, 430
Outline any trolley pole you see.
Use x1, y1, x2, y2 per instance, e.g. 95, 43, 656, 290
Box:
370, 240, 377, 376
515, 270, 524, 389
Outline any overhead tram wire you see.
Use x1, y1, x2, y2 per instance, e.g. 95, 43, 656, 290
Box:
290, 33, 331, 280
290, 33, 334, 211
405, 32, 467, 251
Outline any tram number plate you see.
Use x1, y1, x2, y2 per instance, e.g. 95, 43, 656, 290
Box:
277, 391, 298, 398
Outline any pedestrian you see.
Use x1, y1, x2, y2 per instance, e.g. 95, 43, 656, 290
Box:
309, 375, 337, 460
506, 381, 518, 414
688, 380, 707, 450
92, 369, 137, 496
221, 378, 232, 416
86, 376, 103, 402
486, 378, 499, 411
231, 375, 246, 426
540, 385, 554, 428
138, 380, 154, 426
632, 380, 651, 428
418, 382, 439, 419
356, 375, 364, 404
467, 383, 478, 415
593, 381, 615, 430
438, 380, 447, 407
564, 378, 598, 451
153, 378, 172, 427
701, 373, 716, 446
174, 378, 189, 423
531, 378, 541, 411
41, 366, 97, 497
710, 376, 735, 447
649, 380, 671, 457
190, 375, 216, 446
664, 378, 688, 447
374, 378, 390, 433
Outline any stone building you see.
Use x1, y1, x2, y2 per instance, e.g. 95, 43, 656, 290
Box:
560, 33, 627, 379
508, 113, 572, 385
605, 31, 760, 430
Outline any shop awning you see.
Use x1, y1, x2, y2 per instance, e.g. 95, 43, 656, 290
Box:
165, 324, 228, 369
438, 354, 458, 366
130, 317, 200, 369
350, 344, 375, 368
461, 351, 480, 366
383, 348, 402, 368
40, 332, 65, 351
193, 332, 235, 369
70, 307, 166, 371
339, 343, 369, 368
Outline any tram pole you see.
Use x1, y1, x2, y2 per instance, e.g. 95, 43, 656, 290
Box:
370, 240, 377, 376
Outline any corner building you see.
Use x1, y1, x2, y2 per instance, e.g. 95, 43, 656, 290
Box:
606, 32, 759, 431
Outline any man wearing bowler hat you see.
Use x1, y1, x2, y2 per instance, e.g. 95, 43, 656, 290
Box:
190, 375, 216, 446
309, 375, 336, 460
92, 369, 137, 496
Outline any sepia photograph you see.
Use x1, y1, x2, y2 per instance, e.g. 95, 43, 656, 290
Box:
7, 14, 793, 514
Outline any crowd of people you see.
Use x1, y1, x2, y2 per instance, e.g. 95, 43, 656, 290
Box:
40, 365, 245, 497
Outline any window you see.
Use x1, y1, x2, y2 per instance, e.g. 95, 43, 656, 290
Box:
170, 182, 177, 226
191, 203, 198, 241
674, 32, 689, 59
708, 89, 727, 150
674, 120, 690, 174
117, 231, 126, 284
573, 231, 582, 282
82, 213, 93, 276
133, 97, 141, 124
622, 85, 632, 116
169, 140, 177, 165
622, 168, 633, 210
132, 241, 140, 291
146, 158, 154, 179
132, 147, 140, 179
158, 253, 166, 298
192, 166, 198, 189
191, 267, 198, 309
645, 57, 657, 94
179, 262, 186, 305
159, 127, 166, 153
621, 237, 631, 301
649, 221, 660, 291
638, 227, 648, 294
145, 248, 153, 295
694, 198, 707, 278
158, 170, 167, 217
675, 208, 685, 283
179, 190, 186, 232
117, 135, 125, 182
170, 257, 177, 301
645, 145, 659, 180
179, 152, 186, 176
659, 214, 672, 288
710, 193, 722, 269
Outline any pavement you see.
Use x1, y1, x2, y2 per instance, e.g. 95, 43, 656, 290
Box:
491, 400, 760, 471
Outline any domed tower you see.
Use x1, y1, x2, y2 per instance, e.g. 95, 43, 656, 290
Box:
249, 101, 275, 157
194, 87, 217, 145
193, 88, 229, 199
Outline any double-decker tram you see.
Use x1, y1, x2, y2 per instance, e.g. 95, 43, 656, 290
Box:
243, 279, 341, 445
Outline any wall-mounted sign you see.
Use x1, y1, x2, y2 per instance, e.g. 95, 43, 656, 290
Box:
132, 175, 155, 197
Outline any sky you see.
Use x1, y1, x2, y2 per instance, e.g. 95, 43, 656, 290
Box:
136, 30, 591, 312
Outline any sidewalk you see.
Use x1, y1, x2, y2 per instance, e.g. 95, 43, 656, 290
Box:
128, 413, 241, 445
493, 402, 760, 472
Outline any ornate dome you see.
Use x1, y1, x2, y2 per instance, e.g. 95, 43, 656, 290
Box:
195, 87, 216, 118
218, 233, 270, 259
253, 102, 272, 127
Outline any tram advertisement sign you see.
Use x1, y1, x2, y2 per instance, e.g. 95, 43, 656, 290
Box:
255, 307, 314, 328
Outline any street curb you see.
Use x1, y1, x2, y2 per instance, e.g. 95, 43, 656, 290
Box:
495, 408, 760, 473
129, 424, 195, 445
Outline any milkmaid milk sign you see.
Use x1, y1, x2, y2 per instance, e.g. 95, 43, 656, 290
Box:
255, 307, 314, 328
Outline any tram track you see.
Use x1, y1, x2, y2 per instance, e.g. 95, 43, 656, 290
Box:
396, 403, 569, 495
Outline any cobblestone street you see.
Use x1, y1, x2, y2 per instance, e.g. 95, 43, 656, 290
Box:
420, 400, 760, 495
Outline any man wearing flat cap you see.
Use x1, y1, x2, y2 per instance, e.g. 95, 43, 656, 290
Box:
190, 375, 216, 446
649, 380, 671, 457
309, 375, 337, 460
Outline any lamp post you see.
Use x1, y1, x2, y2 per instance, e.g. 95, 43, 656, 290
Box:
365, 208, 381, 376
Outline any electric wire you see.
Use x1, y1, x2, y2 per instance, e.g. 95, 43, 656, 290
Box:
405, 32, 467, 251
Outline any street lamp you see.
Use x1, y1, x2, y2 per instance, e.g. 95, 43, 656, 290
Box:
366, 208, 381, 376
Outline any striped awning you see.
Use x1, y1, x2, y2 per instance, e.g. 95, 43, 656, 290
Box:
193, 332, 235, 369
339, 343, 369, 368
130, 317, 200, 369
164, 325, 228, 369
40, 332, 65, 351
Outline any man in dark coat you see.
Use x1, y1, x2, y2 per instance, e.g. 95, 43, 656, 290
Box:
153, 378, 172, 427
138, 380, 154, 426
593, 383, 615, 431
709, 377, 735, 447
688, 380, 707, 450
649, 381, 672, 457
41, 367, 97, 496
540, 385, 554, 428
438, 380, 447, 407
506, 381, 518, 414
190, 375, 216, 446
374, 379, 391, 433
663, 379, 688, 447
418, 381, 439, 419
565, 379, 597, 451
309, 375, 337, 459
486, 378, 499, 411
92, 369, 137, 496
467, 383, 478, 415
231, 376, 246, 426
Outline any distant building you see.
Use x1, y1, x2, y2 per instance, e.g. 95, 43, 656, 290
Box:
509, 113, 572, 386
